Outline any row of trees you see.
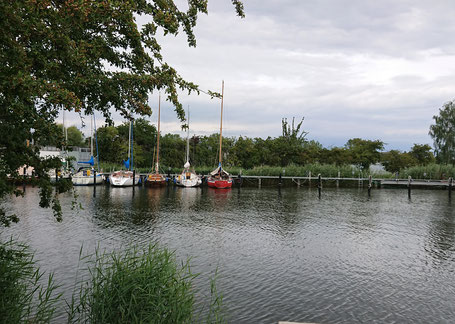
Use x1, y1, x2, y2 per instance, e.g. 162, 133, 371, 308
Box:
60, 118, 435, 172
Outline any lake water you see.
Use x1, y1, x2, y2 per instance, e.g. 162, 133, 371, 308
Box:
2, 185, 455, 323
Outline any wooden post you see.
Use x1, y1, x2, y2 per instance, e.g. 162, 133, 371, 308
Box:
368, 175, 372, 197
297, 179, 300, 187
337, 171, 340, 188
449, 177, 452, 199
23, 166, 27, 192
133, 170, 136, 194
279, 172, 282, 186
308, 171, 311, 187
258, 178, 261, 188
93, 169, 96, 197
407, 176, 411, 199
318, 174, 322, 199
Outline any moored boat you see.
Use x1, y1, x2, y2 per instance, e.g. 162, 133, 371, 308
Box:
175, 107, 202, 187
109, 121, 140, 187
207, 165, 232, 189
72, 115, 104, 186
175, 162, 202, 187
145, 94, 167, 187
72, 166, 104, 185
109, 170, 140, 187
207, 81, 232, 189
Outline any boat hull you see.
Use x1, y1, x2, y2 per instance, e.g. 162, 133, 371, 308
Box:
145, 174, 167, 187
109, 171, 140, 187
72, 173, 104, 186
175, 171, 202, 187
175, 178, 202, 187
207, 178, 233, 189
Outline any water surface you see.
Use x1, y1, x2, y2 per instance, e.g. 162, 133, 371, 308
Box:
2, 186, 455, 323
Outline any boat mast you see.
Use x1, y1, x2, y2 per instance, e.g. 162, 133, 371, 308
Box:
219, 80, 224, 166
94, 114, 100, 171
63, 109, 68, 169
128, 121, 132, 170
155, 93, 161, 174
186, 105, 190, 164
90, 115, 93, 158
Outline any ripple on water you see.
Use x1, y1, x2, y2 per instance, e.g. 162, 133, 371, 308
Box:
1, 186, 455, 323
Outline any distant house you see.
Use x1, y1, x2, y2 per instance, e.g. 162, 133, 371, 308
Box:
67, 147, 92, 170
369, 163, 388, 174
18, 146, 93, 176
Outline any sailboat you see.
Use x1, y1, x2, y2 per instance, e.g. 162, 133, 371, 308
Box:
109, 120, 141, 187
207, 81, 233, 189
145, 94, 167, 186
175, 107, 202, 187
72, 114, 104, 185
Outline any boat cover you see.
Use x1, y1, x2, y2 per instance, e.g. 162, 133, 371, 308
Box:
210, 165, 230, 177
78, 156, 94, 166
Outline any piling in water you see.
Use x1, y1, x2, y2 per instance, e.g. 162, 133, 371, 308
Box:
368, 175, 372, 197
93, 170, 96, 197
318, 174, 322, 199
407, 176, 411, 199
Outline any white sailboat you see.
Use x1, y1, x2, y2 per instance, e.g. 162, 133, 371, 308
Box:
109, 121, 140, 187
175, 107, 202, 187
72, 114, 104, 185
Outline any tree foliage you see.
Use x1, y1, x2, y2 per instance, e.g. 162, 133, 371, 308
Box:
345, 138, 384, 170
429, 100, 455, 164
56, 125, 85, 147
381, 150, 415, 173
409, 144, 435, 166
0, 0, 244, 225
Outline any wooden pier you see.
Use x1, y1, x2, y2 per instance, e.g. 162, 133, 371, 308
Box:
97, 172, 453, 190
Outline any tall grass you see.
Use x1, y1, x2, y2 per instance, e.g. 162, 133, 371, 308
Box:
0, 238, 61, 323
402, 163, 455, 180
68, 244, 225, 324
242, 164, 365, 177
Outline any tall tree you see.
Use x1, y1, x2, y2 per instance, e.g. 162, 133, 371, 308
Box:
0, 0, 244, 226
345, 138, 384, 170
429, 101, 455, 164
56, 125, 85, 147
381, 150, 416, 173
274, 117, 308, 166
409, 144, 435, 166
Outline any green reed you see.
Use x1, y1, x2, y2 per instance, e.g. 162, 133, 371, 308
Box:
240, 164, 362, 178
0, 238, 61, 324
401, 163, 455, 180
68, 244, 225, 324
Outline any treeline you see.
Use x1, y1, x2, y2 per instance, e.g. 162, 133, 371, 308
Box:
61, 118, 436, 173
96, 118, 437, 172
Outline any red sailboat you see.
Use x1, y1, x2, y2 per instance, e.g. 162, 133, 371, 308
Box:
207, 81, 233, 189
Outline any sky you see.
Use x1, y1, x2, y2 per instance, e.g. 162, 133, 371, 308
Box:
67, 0, 455, 151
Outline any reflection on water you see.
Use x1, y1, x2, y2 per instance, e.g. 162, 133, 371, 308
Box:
2, 186, 455, 323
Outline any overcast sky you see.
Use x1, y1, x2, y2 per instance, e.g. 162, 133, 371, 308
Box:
68, 0, 455, 151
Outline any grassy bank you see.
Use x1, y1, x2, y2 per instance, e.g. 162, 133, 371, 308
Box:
0, 238, 60, 323
69, 244, 224, 323
99, 162, 455, 180
400, 163, 455, 180
1, 239, 225, 323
